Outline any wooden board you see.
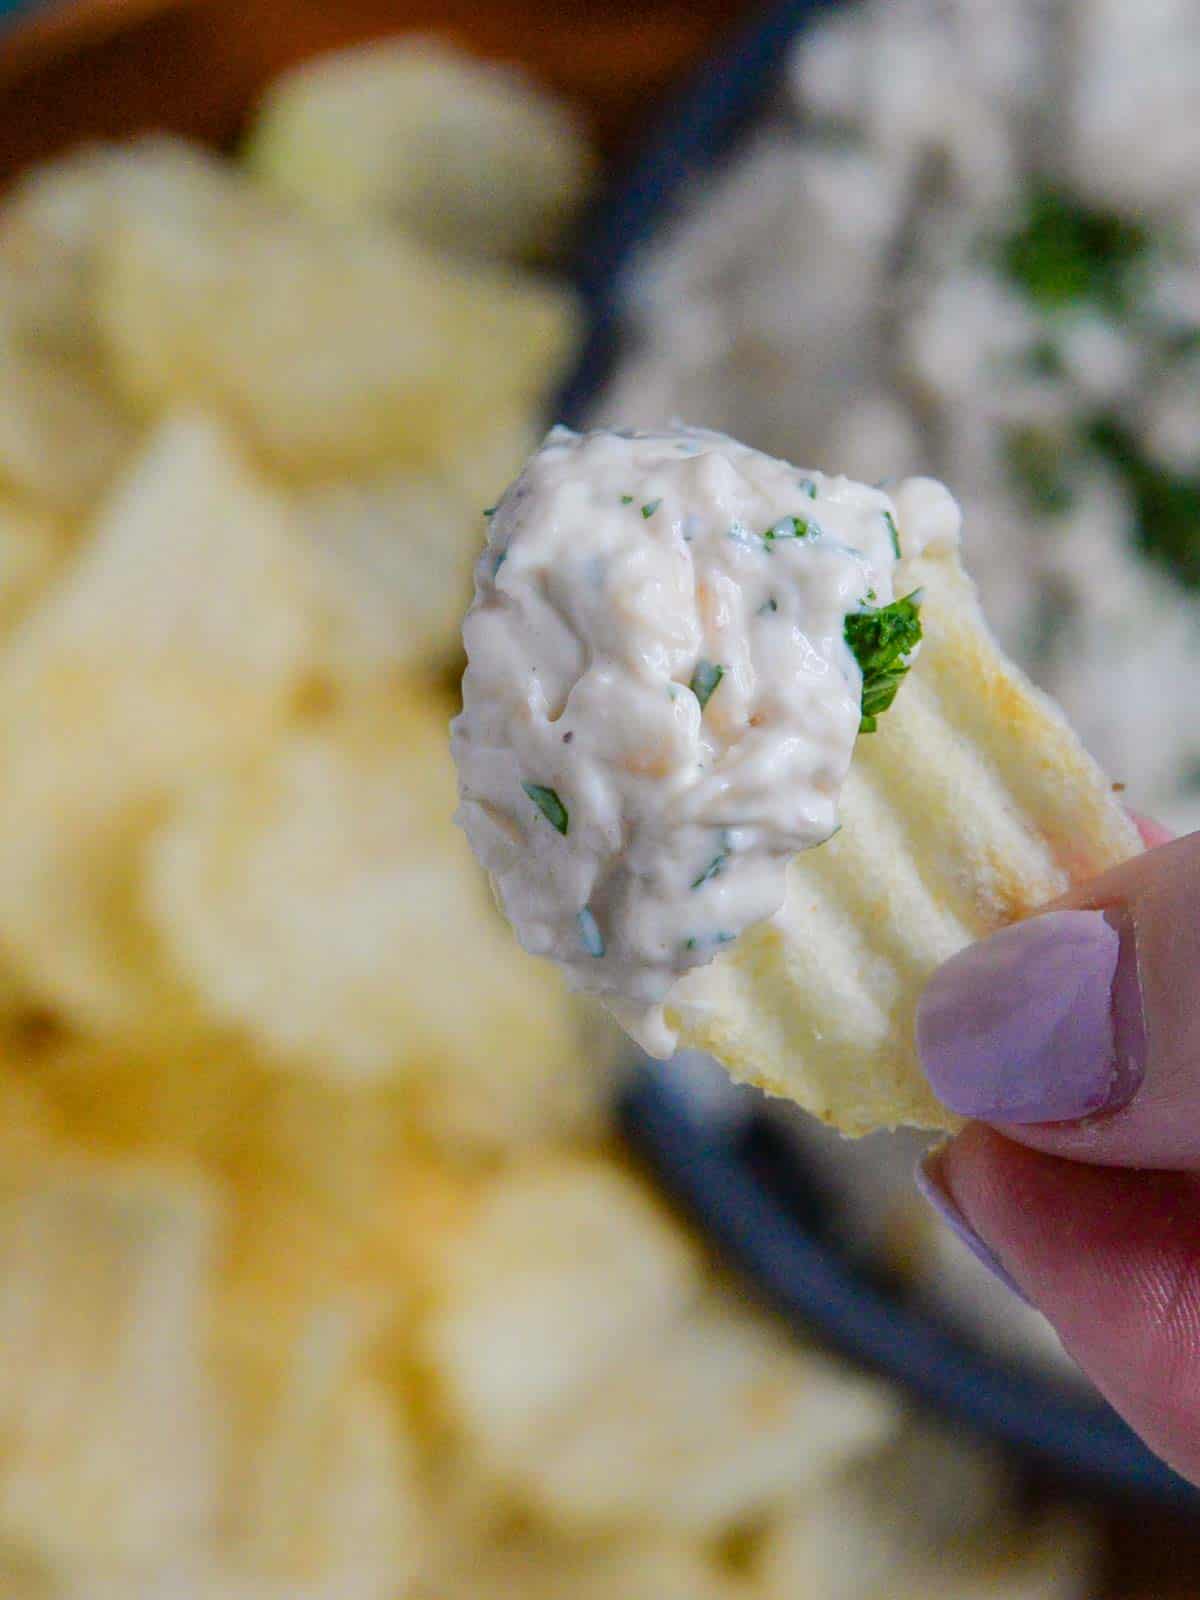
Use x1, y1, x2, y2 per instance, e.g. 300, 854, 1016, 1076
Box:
0, 0, 750, 181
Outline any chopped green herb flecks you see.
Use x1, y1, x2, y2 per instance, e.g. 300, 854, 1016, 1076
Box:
1089, 418, 1200, 588
798, 477, 818, 499
1027, 337, 1064, 378
482, 505, 497, 518
1000, 183, 1149, 314
691, 850, 729, 890
844, 592, 923, 733
684, 931, 736, 953
764, 514, 814, 546
577, 907, 605, 957
758, 596, 778, 615
1166, 326, 1200, 361
522, 781, 568, 835
883, 510, 901, 558
1005, 425, 1075, 516
642, 499, 662, 519
492, 549, 507, 576
621, 494, 634, 504
689, 659, 725, 711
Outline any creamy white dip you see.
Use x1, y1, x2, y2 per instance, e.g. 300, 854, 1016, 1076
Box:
451, 425, 920, 1054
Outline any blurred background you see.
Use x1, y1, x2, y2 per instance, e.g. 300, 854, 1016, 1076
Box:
0, 0, 1196, 1595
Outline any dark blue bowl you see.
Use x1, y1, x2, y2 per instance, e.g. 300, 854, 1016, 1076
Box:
560, 0, 1198, 1510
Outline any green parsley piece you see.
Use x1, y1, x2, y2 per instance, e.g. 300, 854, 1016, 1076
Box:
844, 592, 923, 733
1089, 418, 1200, 589
883, 510, 901, 559
691, 850, 729, 891
482, 505, 497, 518
621, 494, 634, 504
689, 659, 725, 711
1027, 337, 1065, 378
577, 907, 605, 957
758, 596, 778, 615
1000, 183, 1149, 315
642, 499, 662, 519
1005, 425, 1075, 516
763, 514, 814, 546
521, 781, 568, 835
1166, 326, 1200, 361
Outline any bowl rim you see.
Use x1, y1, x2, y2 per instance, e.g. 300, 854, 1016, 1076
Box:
565, 0, 1199, 1509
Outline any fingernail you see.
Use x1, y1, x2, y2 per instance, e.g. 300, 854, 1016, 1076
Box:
915, 1149, 1027, 1302
916, 908, 1145, 1125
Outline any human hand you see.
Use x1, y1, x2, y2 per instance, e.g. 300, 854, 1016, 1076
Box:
914, 820, 1200, 1483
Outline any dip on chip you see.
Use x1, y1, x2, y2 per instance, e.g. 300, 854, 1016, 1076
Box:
452, 425, 1141, 1133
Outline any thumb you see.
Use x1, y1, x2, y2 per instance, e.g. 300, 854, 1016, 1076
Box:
916, 830, 1200, 1169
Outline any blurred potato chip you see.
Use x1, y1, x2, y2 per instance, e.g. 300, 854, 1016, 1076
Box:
424, 1155, 702, 1458
0, 413, 321, 1033
0, 336, 131, 517
215, 1300, 421, 1590
758, 1471, 1095, 1600
0, 139, 244, 519
450, 409, 542, 516
0, 500, 66, 638
245, 38, 596, 264
0, 1159, 222, 1569
523, 1292, 898, 1535
0, 1066, 60, 1185
0, 137, 247, 359
95, 197, 579, 481
15, 1031, 278, 1185
672, 533, 1143, 1135
146, 688, 605, 1150
295, 471, 485, 680
432, 1531, 740, 1600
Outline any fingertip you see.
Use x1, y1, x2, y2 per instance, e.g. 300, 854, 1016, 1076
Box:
1130, 811, 1175, 849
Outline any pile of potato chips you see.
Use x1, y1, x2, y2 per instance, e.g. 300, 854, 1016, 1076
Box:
0, 38, 1094, 1598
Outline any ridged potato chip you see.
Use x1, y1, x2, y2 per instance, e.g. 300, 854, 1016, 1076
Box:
671, 529, 1142, 1135
95, 196, 579, 481
0, 414, 321, 1034
245, 38, 595, 265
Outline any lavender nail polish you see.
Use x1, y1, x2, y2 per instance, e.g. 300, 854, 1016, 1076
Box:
915, 1151, 1027, 1302
916, 908, 1144, 1124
